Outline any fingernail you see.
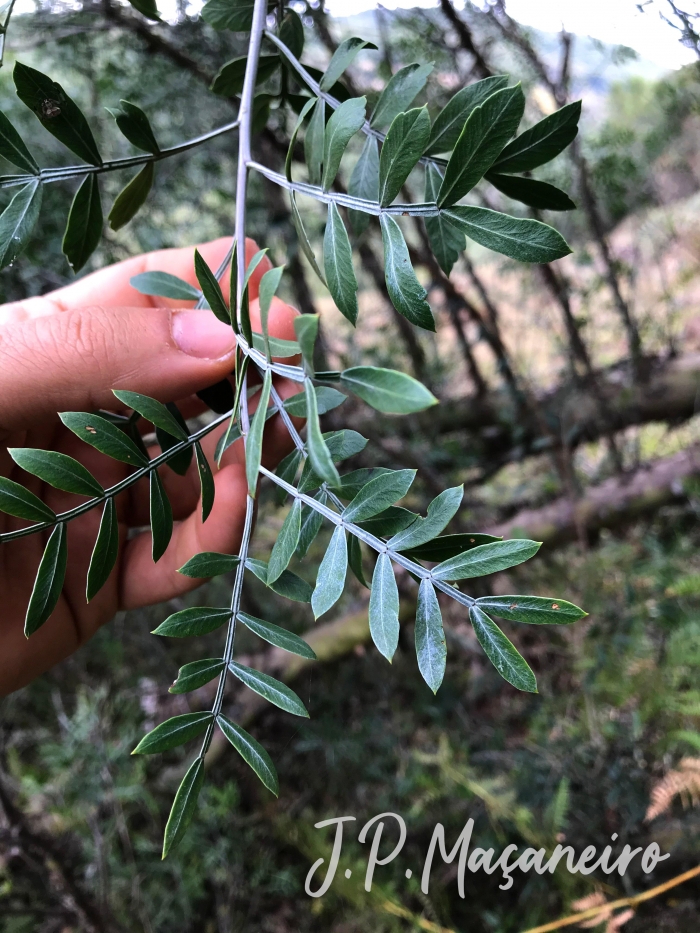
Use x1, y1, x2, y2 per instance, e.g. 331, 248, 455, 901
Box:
172, 310, 237, 359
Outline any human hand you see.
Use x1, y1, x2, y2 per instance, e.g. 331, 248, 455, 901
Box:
0, 237, 300, 695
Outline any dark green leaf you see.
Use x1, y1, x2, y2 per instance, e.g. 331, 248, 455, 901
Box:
201, 0, 261, 31
304, 379, 340, 486
284, 386, 346, 417
388, 485, 463, 551
162, 757, 204, 859
0, 179, 42, 269
486, 172, 575, 211
245, 369, 272, 497
322, 96, 366, 191
356, 506, 418, 537
132, 712, 213, 755
267, 498, 302, 583
112, 100, 160, 154
370, 62, 434, 129
112, 390, 188, 440
311, 524, 347, 619
324, 202, 358, 325
24, 523, 67, 636
300, 66, 351, 102
178, 552, 239, 578
424, 163, 465, 275
425, 75, 510, 155
469, 605, 537, 692
197, 380, 234, 414
341, 365, 437, 413
0, 109, 39, 173
296, 490, 326, 558
475, 595, 587, 625
304, 97, 325, 187
194, 249, 230, 323
348, 135, 379, 235
369, 552, 399, 661
379, 106, 431, 207
169, 659, 224, 694
437, 85, 525, 207
343, 469, 415, 523
320, 37, 377, 91
348, 533, 370, 589
415, 579, 446, 693
493, 100, 582, 173
217, 715, 278, 795
210, 55, 279, 97
13, 62, 102, 165
0, 476, 55, 523
127, 0, 160, 21
60, 412, 150, 467
258, 265, 285, 360
293, 315, 318, 376
380, 214, 435, 331
228, 661, 309, 717
9, 448, 103, 498
433, 538, 541, 581
239, 611, 316, 659
130, 270, 200, 301
157, 403, 192, 475
86, 498, 119, 602
194, 442, 215, 522
108, 162, 154, 231
329, 467, 392, 500
252, 332, 300, 358
150, 470, 173, 562
62, 174, 102, 273
403, 533, 500, 562
279, 10, 304, 60
152, 606, 232, 637
245, 558, 312, 602
442, 206, 572, 263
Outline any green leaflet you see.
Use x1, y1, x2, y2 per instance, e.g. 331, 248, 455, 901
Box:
150, 470, 173, 562
441, 206, 572, 263
111, 100, 160, 154
475, 595, 587, 625
0, 110, 39, 173
201, 0, 260, 31
402, 533, 500, 562
238, 611, 316, 659
296, 491, 326, 558
210, 55, 279, 97
152, 606, 232, 637
304, 379, 340, 486
0, 179, 43, 269
342, 469, 415, 523
370, 62, 434, 129
356, 506, 418, 537
194, 249, 230, 324
62, 174, 103, 272
424, 163, 465, 276
486, 172, 576, 212
195, 442, 215, 522
25, 523, 67, 637
217, 715, 279, 795
469, 605, 537, 693
13, 62, 102, 165
311, 525, 347, 619
492, 100, 582, 173
348, 533, 370, 589
324, 202, 358, 325
0, 476, 55, 524
322, 96, 366, 191
267, 499, 302, 583
162, 757, 204, 859
108, 162, 154, 231
329, 467, 392, 500
437, 85, 525, 207
320, 37, 377, 91
60, 412, 150, 467
279, 10, 304, 60
243, 248, 269, 291
301, 66, 351, 102
113, 390, 188, 440
294, 314, 319, 376
259, 265, 285, 361
129, 270, 201, 301
340, 365, 437, 414
169, 659, 225, 694
432, 538, 541, 581
379, 214, 435, 331
253, 333, 300, 358
291, 194, 327, 285
415, 579, 446, 693
274, 449, 302, 505
228, 661, 310, 717
305, 97, 325, 187
8, 448, 103, 498
157, 403, 193, 476
298, 429, 368, 492
127, 0, 160, 21
245, 369, 272, 497
245, 558, 313, 603
378, 106, 431, 207
284, 386, 346, 418
178, 552, 240, 578
86, 498, 119, 602
132, 712, 213, 755
369, 552, 400, 662
348, 135, 379, 236
425, 75, 509, 155
388, 485, 463, 551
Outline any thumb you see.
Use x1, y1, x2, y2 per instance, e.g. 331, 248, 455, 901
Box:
0, 305, 238, 434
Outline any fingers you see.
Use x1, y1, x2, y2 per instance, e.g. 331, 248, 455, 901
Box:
0, 237, 272, 323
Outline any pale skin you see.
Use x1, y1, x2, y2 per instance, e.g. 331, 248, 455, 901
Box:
0, 237, 302, 695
